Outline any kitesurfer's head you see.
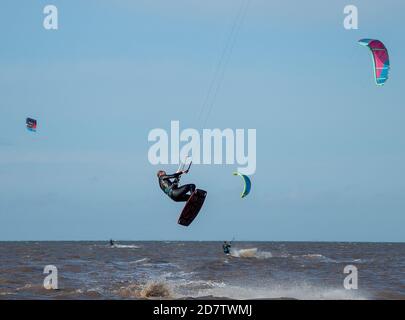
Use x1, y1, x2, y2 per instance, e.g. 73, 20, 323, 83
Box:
157, 170, 166, 177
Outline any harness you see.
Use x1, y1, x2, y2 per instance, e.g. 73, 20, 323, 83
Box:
164, 179, 179, 198
165, 186, 174, 197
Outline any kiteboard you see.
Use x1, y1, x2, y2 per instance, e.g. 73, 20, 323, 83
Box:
178, 189, 207, 226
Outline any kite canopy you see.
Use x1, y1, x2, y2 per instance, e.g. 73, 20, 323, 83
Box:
26, 118, 37, 132
233, 172, 251, 198
358, 39, 390, 86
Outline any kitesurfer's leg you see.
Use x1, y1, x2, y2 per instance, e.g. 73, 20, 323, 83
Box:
171, 184, 196, 202
186, 183, 196, 194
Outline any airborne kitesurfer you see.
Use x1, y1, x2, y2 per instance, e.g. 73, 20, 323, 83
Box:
157, 169, 195, 202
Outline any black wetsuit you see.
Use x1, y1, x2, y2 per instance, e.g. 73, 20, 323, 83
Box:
158, 172, 196, 202
223, 243, 231, 254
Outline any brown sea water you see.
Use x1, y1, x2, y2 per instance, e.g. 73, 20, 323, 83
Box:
0, 241, 404, 299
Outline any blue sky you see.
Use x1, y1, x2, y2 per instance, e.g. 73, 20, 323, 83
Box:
0, 0, 404, 241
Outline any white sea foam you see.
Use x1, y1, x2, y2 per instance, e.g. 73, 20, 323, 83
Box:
190, 282, 369, 300
151, 273, 369, 300
230, 248, 272, 259
130, 258, 149, 264
112, 244, 140, 249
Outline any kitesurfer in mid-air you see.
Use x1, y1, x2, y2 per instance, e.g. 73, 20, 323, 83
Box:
157, 169, 195, 202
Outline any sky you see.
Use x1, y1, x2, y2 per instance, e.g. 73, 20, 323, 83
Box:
0, 0, 404, 241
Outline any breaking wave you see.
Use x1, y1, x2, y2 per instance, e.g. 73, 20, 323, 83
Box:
112, 244, 140, 249
230, 248, 272, 259
140, 281, 173, 298
130, 258, 149, 264
188, 282, 369, 300
114, 276, 369, 300
115, 281, 173, 299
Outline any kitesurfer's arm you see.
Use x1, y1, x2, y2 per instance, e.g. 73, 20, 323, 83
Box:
161, 172, 183, 180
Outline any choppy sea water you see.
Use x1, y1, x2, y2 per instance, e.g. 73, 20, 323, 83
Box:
0, 241, 404, 300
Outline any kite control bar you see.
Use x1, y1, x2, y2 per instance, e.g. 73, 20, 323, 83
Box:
184, 160, 192, 173
175, 158, 192, 183
177, 157, 192, 174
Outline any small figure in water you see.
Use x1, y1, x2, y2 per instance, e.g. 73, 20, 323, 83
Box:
109, 239, 114, 246
223, 241, 231, 254
157, 169, 195, 202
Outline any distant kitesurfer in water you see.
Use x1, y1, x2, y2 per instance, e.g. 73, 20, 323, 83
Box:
109, 239, 114, 246
157, 169, 195, 202
223, 241, 231, 254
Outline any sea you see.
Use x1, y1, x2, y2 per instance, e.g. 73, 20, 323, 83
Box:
0, 241, 404, 300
